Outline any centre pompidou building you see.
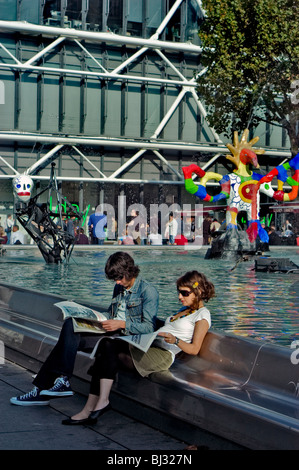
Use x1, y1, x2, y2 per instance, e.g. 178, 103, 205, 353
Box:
0, 0, 291, 220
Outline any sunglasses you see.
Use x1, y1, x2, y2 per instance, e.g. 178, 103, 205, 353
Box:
178, 289, 193, 297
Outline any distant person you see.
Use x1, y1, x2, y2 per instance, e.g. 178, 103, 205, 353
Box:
268, 225, 281, 245
127, 210, 146, 245
65, 216, 75, 238
5, 214, 14, 244
88, 206, 107, 245
210, 218, 220, 233
190, 216, 195, 240
175, 234, 188, 245
202, 214, 212, 245
10, 225, 25, 245
0, 226, 7, 244
107, 216, 117, 241
164, 212, 178, 245
148, 225, 162, 245
121, 227, 135, 245
75, 228, 89, 245
283, 219, 293, 237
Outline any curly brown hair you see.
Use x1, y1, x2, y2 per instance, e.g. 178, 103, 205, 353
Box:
176, 271, 215, 308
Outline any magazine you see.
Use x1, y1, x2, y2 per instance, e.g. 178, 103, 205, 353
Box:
54, 300, 108, 334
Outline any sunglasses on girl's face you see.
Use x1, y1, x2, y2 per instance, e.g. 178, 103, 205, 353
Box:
178, 289, 192, 297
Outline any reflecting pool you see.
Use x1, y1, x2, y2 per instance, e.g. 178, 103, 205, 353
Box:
1, 246, 298, 347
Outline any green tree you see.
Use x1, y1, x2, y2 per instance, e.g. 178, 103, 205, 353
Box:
197, 0, 299, 156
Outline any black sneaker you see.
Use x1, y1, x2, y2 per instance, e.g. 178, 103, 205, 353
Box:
40, 376, 74, 397
10, 387, 50, 406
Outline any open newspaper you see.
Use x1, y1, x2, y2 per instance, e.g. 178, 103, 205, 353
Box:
54, 300, 108, 334
55, 300, 162, 353
90, 330, 161, 357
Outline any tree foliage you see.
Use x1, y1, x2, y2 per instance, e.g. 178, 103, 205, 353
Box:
197, 0, 299, 155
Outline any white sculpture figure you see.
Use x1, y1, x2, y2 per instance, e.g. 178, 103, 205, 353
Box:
12, 174, 34, 203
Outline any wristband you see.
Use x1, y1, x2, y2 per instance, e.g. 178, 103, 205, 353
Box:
174, 337, 180, 346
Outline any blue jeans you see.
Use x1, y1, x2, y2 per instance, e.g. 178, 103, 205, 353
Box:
33, 318, 100, 389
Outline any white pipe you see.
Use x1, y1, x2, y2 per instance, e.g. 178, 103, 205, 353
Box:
25, 144, 64, 175
108, 149, 146, 179
0, 173, 186, 185
202, 153, 223, 171
154, 0, 185, 37
0, 173, 282, 189
0, 133, 291, 156
0, 132, 225, 151
193, 0, 206, 16
0, 42, 22, 65
0, 21, 202, 54
153, 150, 183, 180
151, 88, 188, 139
112, 0, 185, 75
0, 62, 197, 88
71, 146, 107, 178
112, 47, 148, 75
24, 36, 65, 66
155, 49, 187, 82
190, 88, 223, 144
150, 71, 213, 141
0, 155, 19, 174
74, 39, 108, 73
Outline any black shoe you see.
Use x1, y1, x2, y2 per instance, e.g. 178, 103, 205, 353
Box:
61, 416, 96, 426
89, 403, 112, 421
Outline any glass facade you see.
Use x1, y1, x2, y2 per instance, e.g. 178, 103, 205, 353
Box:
0, 0, 202, 44
0, 0, 292, 215
0, 40, 202, 140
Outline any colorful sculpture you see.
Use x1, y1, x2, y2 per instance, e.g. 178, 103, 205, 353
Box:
182, 129, 299, 243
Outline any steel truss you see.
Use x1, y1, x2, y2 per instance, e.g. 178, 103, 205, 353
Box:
0, 0, 291, 189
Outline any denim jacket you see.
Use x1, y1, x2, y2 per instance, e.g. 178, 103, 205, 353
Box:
107, 277, 159, 335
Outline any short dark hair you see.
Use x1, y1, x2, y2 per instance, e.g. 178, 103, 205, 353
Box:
105, 251, 140, 281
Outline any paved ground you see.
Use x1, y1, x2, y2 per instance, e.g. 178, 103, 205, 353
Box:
0, 360, 188, 452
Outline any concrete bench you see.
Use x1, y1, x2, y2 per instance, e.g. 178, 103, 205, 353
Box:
0, 281, 298, 450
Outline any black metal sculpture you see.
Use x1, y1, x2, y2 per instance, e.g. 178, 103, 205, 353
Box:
13, 163, 83, 264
